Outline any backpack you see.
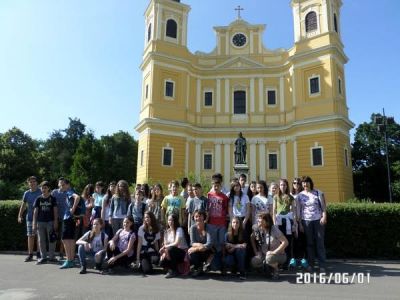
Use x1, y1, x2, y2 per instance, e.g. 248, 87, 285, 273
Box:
74, 197, 86, 216
87, 231, 106, 247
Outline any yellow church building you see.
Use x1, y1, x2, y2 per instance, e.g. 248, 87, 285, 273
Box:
135, 0, 354, 202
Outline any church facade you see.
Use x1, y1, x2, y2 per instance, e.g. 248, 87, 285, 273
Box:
135, 0, 354, 202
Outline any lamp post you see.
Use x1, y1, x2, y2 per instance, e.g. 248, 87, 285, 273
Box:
374, 108, 394, 203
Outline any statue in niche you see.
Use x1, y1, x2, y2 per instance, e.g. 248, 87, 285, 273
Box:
234, 132, 247, 165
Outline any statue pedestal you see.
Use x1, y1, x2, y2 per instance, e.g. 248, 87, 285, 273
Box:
233, 164, 249, 179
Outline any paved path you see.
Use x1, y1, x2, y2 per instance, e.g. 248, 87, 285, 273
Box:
0, 255, 399, 300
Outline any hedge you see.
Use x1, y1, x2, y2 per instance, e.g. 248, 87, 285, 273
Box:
0, 200, 26, 251
1, 200, 400, 259
325, 203, 400, 259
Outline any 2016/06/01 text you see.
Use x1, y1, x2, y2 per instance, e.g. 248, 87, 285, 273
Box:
296, 272, 371, 284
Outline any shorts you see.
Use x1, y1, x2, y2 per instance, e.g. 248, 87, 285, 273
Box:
57, 220, 63, 240
62, 218, 76, 240
26, 221, 34, 236
265, 252, 286, 265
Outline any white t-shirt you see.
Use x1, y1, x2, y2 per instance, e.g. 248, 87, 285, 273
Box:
82, 231, 107, 253
164, 227, 188, 249
231, 194, 249, 217
138, 225, 160, 252
251, 194, 270, 224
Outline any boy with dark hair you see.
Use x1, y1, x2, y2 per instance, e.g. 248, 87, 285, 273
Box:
210, 173, 229, 194
51, 177, 68, 260
186, 183, 208, 233
207, 177, 229, 273
18, 176, 42, 262
239, 173, 248, 195
33, 181, 58, 264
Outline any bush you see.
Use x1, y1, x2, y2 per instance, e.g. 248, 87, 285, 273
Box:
1, 200, 400, 259
0, 200, 26, 251
326, 203, 400, 259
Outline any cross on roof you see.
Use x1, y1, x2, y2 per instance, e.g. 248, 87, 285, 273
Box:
235, 5, 244, 19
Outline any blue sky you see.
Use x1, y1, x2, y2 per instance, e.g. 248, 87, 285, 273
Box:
0, 0, 399, 141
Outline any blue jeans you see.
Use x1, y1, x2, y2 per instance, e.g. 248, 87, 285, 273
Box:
302, 219, 326, 268
207, 224, 226, 252
224, 248, 246, 273
78, 245, 105, 268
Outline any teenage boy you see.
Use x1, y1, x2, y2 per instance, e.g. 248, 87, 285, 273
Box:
33, 181, 58, 264
207, 178, 229, 273
161, 180, 186, 226
239, 173, 248, 195
60, 179, 81, 269
18, 176, 42, 262
51, 177, 68, 259
187, 183, 208, 233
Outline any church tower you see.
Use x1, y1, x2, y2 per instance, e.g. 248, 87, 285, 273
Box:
291, 0, 342, 43
136, 0, 354, 202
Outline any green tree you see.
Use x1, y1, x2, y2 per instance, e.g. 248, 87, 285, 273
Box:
0, 127, 39, 199
71, 132, 104, 191
101, 131, 138, 184
352, 113, 400, 202
42, 117, 87, 180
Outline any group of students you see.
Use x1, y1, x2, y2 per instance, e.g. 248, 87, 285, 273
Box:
17, 173, 328, 280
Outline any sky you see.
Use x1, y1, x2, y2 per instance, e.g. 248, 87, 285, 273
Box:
0, 0, 399, 141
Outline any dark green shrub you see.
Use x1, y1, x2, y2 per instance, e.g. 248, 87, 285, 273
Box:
0, 200, 26, 251
326, 203, 400, 259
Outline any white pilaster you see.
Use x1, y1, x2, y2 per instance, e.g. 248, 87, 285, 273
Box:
290, 66, 296, 107
225, 79, 230, 113
186, 74, 190, 109
250, 31, 254, 54
249, 140, 257, 181
250, 78, 255, 113
224, 141, 231, 187
280, 76, 285, 112
182, 13, 188, 46
156, 4, 162, 40
321, 0, 329, 33
258, 78, 264, 112
195, 141, 202, 180
214, 141, 222, 173
292, 4, 301, 42
280, 140, 287, 179
225, 34, 230, 56
185, 140, 189, 175
259, 141, 266, 181
216, 79, 221, 113
196, 79, 201, 113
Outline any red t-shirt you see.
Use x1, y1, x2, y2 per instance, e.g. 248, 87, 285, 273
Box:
207, 191, 229, 226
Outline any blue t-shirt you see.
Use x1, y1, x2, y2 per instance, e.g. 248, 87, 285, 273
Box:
93, 193, 104, 207
51, 189, 67, 220
64, 188, 77, 220
23, 189, 42, 222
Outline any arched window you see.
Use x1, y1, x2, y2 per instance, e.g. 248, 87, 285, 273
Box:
147, 23, 152, 42
334, 14, 338, 32
166, 19, 177, 38
305, 11, 318, 32
234, 90, 246, 114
